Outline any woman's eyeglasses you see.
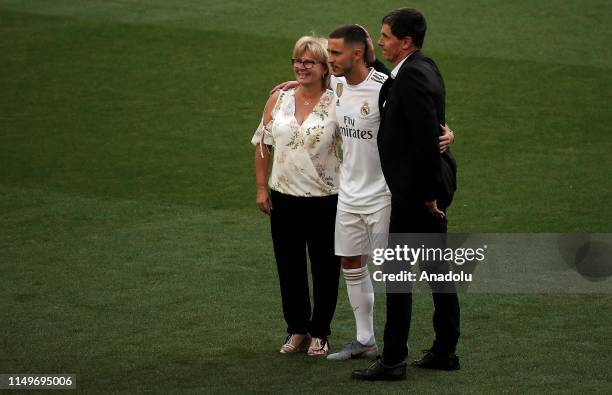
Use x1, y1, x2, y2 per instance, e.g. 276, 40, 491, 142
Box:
291, 58, 318, 69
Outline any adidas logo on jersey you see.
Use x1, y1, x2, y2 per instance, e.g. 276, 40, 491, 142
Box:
371, 72, 387, 85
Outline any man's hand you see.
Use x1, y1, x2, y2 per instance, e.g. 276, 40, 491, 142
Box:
356, 24, 376, 65
256, 187, 273, 215
439, 123, 455, 153
269, 80, 299, 95
425, 200, 445, 219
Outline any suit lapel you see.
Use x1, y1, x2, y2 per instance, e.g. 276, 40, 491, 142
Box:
377, 77, 394, 142
378, 51, 424, 142
378, 50, 423, 113
378, 77, 393, 114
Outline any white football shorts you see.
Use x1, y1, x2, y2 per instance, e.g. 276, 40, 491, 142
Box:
334, 205, 391, 257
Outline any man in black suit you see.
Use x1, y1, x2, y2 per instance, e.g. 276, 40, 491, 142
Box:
353, 8, 460, 381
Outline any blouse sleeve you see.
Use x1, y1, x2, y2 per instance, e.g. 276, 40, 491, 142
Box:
250, 117, 274, 147
251, 91, 285, 148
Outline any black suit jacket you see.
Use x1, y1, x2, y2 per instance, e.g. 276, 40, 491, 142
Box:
377, 51, 457, 209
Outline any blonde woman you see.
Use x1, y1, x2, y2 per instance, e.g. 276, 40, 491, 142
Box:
251, 37, 341, 356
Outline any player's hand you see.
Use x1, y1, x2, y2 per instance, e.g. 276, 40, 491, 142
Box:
269, 81, 299, 95
439, 123, 455, 153
425, 200, 445, 219
256, 187, 273, 215
356, 24, 376, 65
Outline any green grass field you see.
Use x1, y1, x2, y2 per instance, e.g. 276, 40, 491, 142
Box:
1, 0, 611, 393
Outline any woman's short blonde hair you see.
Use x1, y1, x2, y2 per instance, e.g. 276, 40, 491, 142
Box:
292, 36, 331, 89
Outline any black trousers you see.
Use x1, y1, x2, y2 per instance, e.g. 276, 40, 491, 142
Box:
382, 201, 460, 365
269, 190, 341, 339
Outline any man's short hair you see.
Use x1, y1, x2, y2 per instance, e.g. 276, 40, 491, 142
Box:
382, 8, 427, 48
328, 24, 368, 60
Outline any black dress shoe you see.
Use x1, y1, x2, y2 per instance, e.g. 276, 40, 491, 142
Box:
411, 349, 460, 370
352, 357, 407, 381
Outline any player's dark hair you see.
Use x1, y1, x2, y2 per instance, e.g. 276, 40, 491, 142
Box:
329, 24, 369, 61
382, 8, 427, 48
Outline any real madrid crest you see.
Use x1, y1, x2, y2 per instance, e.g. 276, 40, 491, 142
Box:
360, 101, 370, 117
336, 82, 343, 97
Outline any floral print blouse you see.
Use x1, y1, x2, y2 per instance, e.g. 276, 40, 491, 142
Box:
251, 88, 341, 197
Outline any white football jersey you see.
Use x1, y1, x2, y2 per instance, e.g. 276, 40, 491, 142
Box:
332, 68, 391, 214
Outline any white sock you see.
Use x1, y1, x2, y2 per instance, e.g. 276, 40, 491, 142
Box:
343, 266, 375, 346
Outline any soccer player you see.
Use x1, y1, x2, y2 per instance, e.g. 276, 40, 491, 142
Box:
323, 25, 390, 360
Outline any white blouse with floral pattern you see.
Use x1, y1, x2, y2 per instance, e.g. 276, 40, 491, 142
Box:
251, 88, 341, 197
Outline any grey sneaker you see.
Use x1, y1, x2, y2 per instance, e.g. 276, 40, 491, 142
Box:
327, 340, 378, 361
